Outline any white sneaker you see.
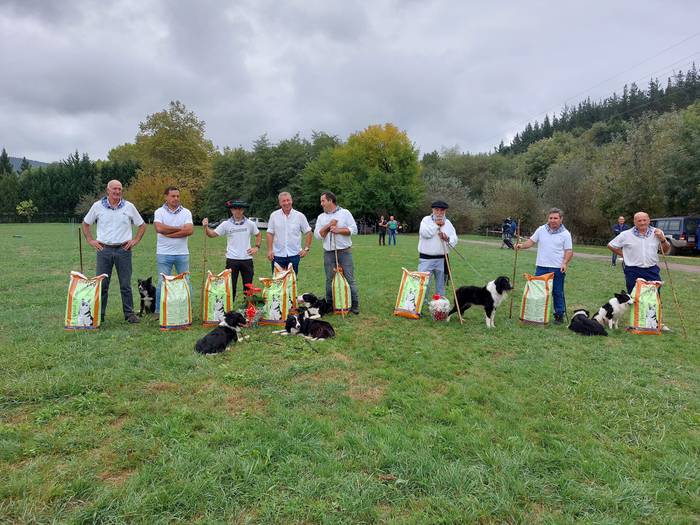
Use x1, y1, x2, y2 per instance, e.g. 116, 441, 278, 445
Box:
661, 324, 672, 333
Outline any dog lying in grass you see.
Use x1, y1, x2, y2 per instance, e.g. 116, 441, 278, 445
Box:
296, 293, 333, 319
569, 309, 608, 336
273, 307, 336, 340
448, 276, 513, 328
195, 311, 248, 354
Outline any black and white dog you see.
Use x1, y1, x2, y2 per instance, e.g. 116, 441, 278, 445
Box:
569, 309, 608, 336
296, 293, 333, 319
195, 311, 248, 354
448, 276, 513, 328
592, 290, 633, 329
137, 277, 156, 316
275, 308, 336, 340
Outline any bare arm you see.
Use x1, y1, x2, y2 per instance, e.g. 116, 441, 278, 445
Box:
123, 223, 146, 250
561, 249, 573, 272
516, 239, 535, 250
299, 231, 313, 257
154, 222, 180, 235
607, 243, 623, 257
266, 231, 275, 261
201, 218, 220, 238
163, 223, 194, 238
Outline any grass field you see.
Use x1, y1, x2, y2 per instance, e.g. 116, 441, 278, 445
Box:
1, 224, 698, 524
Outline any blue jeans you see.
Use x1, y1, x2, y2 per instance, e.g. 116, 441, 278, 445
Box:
96, 245, 135, 320
323, 249, 359, 311
418, 257, 446, 297
272, 255, 301, 276
155, 254, 191, 313
535, 266, 566, 317
388, 230, 397, 245
623, 265, 661, 294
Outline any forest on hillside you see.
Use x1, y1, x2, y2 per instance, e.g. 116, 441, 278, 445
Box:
1, 68, 699, 242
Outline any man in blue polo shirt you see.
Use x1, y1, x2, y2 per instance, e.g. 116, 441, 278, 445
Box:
516, 208, 574, 324
82, 179, 146, 324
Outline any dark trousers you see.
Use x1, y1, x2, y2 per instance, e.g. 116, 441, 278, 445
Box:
324, 249, 359, 310
226, 258, 254, 302
96, 245, 135, 320
272, 255, 301, 276
378, 230, 386, 245
623, 265, 661, 294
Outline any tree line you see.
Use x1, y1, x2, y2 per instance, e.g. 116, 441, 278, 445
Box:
2, 87, 699, 242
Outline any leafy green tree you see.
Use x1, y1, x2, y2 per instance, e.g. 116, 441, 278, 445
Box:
16, 199, 38, 222
0, 171, 19, 213
662, 101, 700, 214
134, 100, 216, 198
482, 178, 540, 232
421, 167, 482, 231
198, 147, 252, 219
19, 157, 31, 173
300, 123, 423, 221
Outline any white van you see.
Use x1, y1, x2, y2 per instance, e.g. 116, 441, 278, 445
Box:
248, 217, 268, 229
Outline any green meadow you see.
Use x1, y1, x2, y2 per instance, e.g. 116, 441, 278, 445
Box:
1, 224, 698, 524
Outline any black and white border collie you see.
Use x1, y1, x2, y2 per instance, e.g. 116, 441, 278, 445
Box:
448, 276, 513, 328
296, 293, 333, 319
592, 290, 633, 329
569, 309, 608, 336
195, 311, 248, 354
137, 277, 156, 316
274, 308, 336, 340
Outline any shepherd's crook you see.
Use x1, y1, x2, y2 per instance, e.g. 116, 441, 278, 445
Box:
660, 251, 688, 338
509, 218, 521, 319
442, 237, 463, 325
200, 226, 208, 321
78, 227, 84, 274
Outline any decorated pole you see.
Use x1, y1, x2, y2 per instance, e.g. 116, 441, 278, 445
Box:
509, 218, 521, 319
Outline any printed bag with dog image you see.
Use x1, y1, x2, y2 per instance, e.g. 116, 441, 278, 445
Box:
628, 278, 663, 335
520, 272, 554, 325
259, 270, 293, 326
394, 268, 431, 319
65, 271, 108, 330
202, 269, 233, 326
332, 266, 351, 315
273, 262, 298, 312
159, 272, 192, 330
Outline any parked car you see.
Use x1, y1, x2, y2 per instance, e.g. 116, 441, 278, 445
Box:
650, 216, 699, 254
248, 217, 268, 229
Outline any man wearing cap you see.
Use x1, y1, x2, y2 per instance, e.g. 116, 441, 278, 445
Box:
314, 191, 360, 314
516, 207, 573, 324
202, 200, 262, 302
418, 201, 458, 298
266, 192, 313, 275
81, 179, 146, 324
153, 186, 193, 317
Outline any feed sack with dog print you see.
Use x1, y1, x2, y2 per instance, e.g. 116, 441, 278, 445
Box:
159, 272, 192, 330
629, 279, 663, 335
332, 266, 351, 315
202, 269, 232, 326
520, 272, 553, 325
259, 272, 293, 326
394, 268, 430, 319
273, 262, 297, 312
65, 271, 108, 330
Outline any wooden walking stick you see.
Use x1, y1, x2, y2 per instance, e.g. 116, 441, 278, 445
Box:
660, 251, 688, 338
78, 227, 84, 274
509, 218, 521, 319
442, 237, 463, 325
200, 225, 208, 321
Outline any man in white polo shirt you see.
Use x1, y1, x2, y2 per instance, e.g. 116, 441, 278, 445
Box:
153, 186, 193, 316
266, 192, 312, 275
607, 211, 670, 294
516, 207, 573, 324
202, 200, 262, 303
82, 179, 146, 324
314, 191, 359, 314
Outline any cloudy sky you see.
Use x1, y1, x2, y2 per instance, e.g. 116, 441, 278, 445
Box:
1, 0, 699, 162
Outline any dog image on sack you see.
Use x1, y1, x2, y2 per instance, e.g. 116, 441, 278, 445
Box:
394, 268, 430, 319
65, 271, 108, 330
159, 272, 192, 330
628, 279, 663, 335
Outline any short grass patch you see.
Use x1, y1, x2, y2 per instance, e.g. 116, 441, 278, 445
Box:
1, 224, 698, 523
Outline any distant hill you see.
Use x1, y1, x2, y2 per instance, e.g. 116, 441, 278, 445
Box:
8, 157, 51, 172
